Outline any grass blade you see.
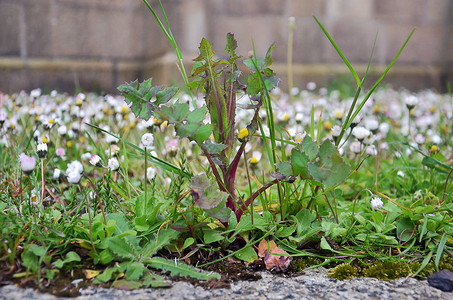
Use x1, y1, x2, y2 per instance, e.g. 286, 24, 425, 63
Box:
313, 15, 361, 88
435, 233, 447, 269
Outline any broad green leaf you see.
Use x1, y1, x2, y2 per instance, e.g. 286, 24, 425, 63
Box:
94, 267, 116, 283
190, 175, 228, 210
307, 140, 350, 186
125, 262, 146, 281
295, 209, 312, 235
29, 244, 47, 257
396, 217, 415, 242
183, 238, 195, 250
301, 135, 319, 160
320, 236, 333, 251
176, 123, 200, 138
142, 272, 171, 288
64, 251, 81, 263
234, 246, 258, 263
193, 124, 213, 144
145, 257, 220, 280
187, 106, 207, 123
201, 140, 228, 154
275, 161, 292, 177
291, 148, 311, 179
204, 229, 224, 244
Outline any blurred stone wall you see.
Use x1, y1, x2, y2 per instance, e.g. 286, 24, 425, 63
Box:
1, 0, 452, 93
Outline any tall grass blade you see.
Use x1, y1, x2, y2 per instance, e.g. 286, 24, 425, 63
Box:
313, 16, 361, 88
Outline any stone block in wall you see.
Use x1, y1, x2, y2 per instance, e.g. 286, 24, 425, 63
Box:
381, 24, 443, 65
0, 2, 21, 56
25, 2, 54, 57
223, 0, 285, 16
426, 0, 453, 24
292, 17, 326, 63
288, 0, 326, 17
50, 4, 145, 59
375, 0, 426, 24
326, 0, 373, 19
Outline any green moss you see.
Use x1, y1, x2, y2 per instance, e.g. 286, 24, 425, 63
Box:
289, 257, 325, 273
411, 255, 453, 277
328, 263, 359, 280
362, 261, 411, 280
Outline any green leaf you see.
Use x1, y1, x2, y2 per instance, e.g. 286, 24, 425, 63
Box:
291, 148, 311, 179
234, 246, 258, 263
52, 259, 64, 269
64, 251, 81, 263
176, 123, 200, 138
145, 257, 220, 280
125, 262, 146, 281
225, 32, 238, 56
320, 236, 333, 251
190, 175, 228, 210
112, 280, 142, 290
295, 209, 312, 235
193, 124, 213, 144
106, 236, 139, 260
156, 87, 179, 106
307, 140, 350, 186
194, 38, 215, 62
301, 135, 319, 160
29, 244, 47, 257
203, 229, 224, 244
95, 267, 116, 283
141, 228, 180, 258
275, 161, 293, 177
118, 79, 154, 120
396, 217, 415, 242
201, 140, 228, 154
435, 233, 448, 269
182, 238, 195, 250
187, 106, 207, 123
142, 272, 171, 288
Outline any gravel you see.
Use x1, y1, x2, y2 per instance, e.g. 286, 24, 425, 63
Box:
1, 268, 452, 300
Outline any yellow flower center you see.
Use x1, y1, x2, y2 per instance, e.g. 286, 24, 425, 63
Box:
324, 121, 332, 131
67, 141, 72, 148
41, 136, 49, 143
250, 157, 258, 164
238, 128, 249, 140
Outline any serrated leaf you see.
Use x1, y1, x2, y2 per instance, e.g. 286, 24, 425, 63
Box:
156, 87, 179, 106
142, 272, 171, 288
194, 38, 215, 62
125, 262, 146, 281
106, 236, 138, 260
225, 32, 237, 56
141, 228, 180, 258
307, 140, 350, 186
118, 80, 155, 120
201, 140, 228, 154
145, 257, 220, 280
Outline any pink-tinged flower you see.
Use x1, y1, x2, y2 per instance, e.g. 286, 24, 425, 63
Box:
20, 153, 36, 174
55, 147, 66, 158
90, 154, 103, 167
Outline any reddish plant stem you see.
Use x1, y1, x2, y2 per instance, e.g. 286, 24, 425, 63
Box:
235, 178, 279, 221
